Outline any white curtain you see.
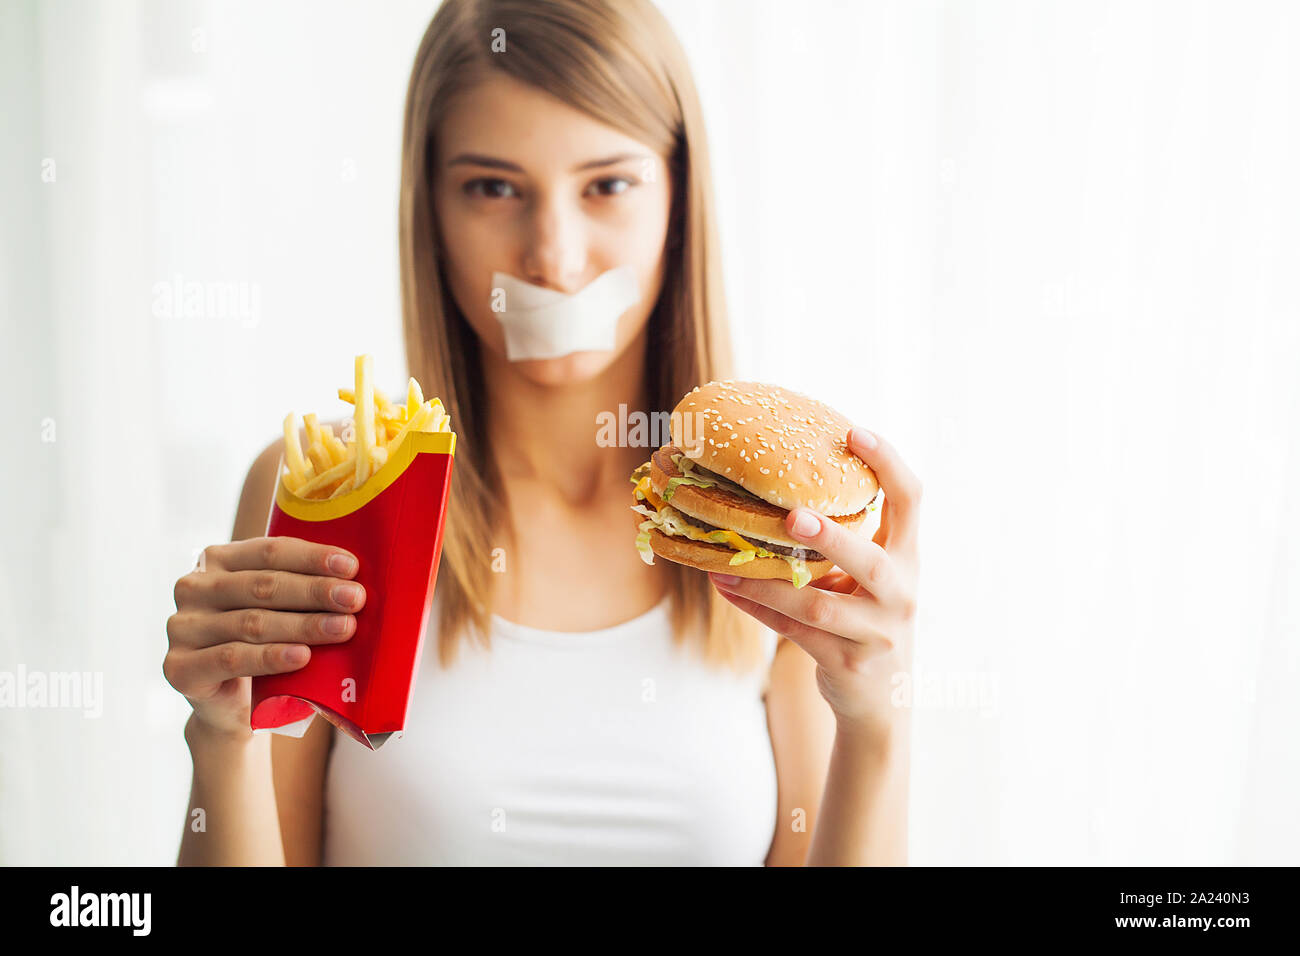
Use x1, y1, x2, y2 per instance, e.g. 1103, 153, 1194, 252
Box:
2, 0, 1297, 865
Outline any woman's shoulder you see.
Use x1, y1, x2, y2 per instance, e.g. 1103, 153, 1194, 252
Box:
231, 418, 351, 538
231, 439, 285, 540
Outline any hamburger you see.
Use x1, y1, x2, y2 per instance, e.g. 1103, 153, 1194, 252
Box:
630, 381, 880, 588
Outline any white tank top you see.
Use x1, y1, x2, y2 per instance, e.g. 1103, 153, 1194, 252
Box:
321, 595, 780, 865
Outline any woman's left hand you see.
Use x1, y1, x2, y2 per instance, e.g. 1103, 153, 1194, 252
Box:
709, 426, 920, 743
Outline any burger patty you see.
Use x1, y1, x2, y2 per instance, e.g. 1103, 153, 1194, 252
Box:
650, 445, 788, 516
665, 504, 827, 562
645, 446, 829, 560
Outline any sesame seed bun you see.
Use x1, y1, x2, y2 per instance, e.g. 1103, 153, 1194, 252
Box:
669, 380, 879, 517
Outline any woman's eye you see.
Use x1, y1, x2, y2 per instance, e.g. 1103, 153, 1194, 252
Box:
586, 177, 636, 197
463, 178, 518, 199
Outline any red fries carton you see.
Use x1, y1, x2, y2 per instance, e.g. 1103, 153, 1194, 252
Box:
251, 429, 456, 749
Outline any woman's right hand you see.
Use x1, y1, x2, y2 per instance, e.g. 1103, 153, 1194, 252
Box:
164, 537, 365, 740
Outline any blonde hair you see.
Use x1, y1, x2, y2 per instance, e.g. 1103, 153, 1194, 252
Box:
398, 0, 762, 672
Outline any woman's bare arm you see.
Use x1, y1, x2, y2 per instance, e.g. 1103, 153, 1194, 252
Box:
271, 714, 335, 865
764, 637, 837, 865
765, 635, 910, 867
806, 720, 909, 866
177, 434, 340, 866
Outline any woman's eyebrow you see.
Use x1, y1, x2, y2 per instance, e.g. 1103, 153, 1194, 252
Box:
446, 153, 523, 171
444, 152, 650, 173
570, 152, 650, 172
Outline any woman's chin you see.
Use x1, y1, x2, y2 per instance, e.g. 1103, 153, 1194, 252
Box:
509, 350, 620, 387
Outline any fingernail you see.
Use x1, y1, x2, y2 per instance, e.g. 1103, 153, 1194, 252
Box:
332, 583, 362, 608
328, 553, 358, 576
850, 427, 878, 452
284, 646, 309, 665
791, 509, 821, 538
321, 614, 351, 635
712, 573, 741, 587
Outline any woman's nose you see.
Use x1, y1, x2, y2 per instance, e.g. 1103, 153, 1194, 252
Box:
521, 197, 587, 292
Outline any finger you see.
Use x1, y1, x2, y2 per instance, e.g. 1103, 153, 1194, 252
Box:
846, 427, 921, 549
710, 572, 893, 650
205, 537, 360, 577
163, 642, 313, 700
784, 507, 904, 605
811, 568, 860, 595
714, 584, 847, 669
197, 570, 366, 613
168, 607, 356, 650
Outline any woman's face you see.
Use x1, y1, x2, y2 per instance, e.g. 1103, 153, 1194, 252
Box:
432, 72, 672, 387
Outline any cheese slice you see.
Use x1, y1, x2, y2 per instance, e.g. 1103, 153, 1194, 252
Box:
634, 475, 669, 513
631, 475, 815, 586
635, 477, 764, 560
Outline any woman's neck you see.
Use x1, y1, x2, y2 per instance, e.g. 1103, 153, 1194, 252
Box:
483, 326, 652, 508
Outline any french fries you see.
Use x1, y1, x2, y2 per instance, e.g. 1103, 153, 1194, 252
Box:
282, 413, 311, 489
406, 378, 423, 417
353, 355, 377, 488
280, 355, 451, 500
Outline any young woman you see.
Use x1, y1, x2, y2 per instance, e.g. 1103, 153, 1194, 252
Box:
164, 0, 920, 866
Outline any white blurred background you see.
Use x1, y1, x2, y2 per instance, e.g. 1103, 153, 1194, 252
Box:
1, 0, 1297, 865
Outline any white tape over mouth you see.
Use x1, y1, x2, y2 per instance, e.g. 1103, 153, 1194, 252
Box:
490, 266, 640, 361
